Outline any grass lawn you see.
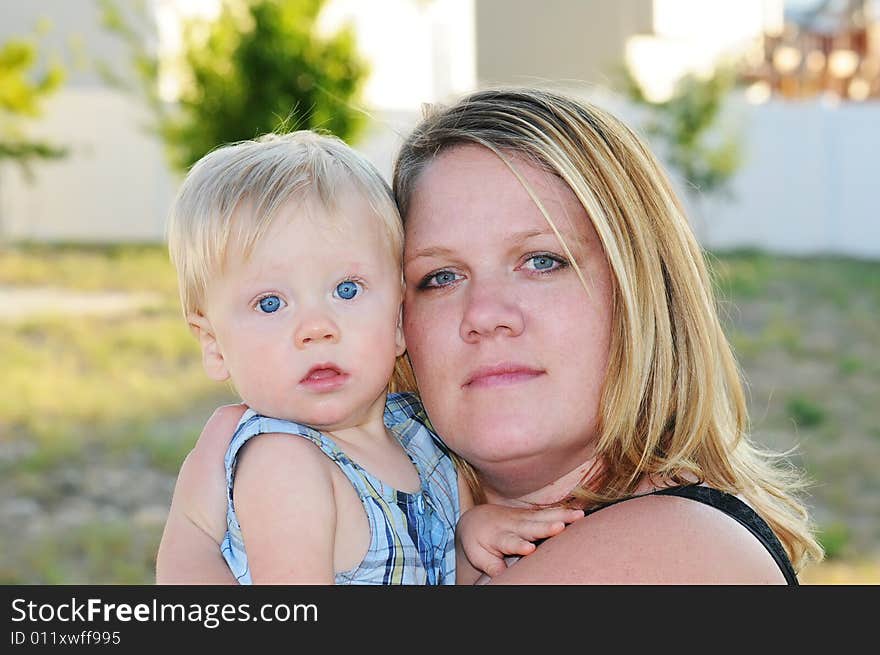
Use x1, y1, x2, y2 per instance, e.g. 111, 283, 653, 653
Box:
1, 243, 878, 583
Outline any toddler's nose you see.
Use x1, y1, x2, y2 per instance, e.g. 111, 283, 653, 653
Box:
295, 314, 340, 348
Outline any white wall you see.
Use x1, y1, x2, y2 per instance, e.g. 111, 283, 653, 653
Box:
318, 0, 475, 110
0, 0, 463, 243
1, 1, 877, 256
0, 91, 418, 243
0, 0, 135, 89
685, 96, 880, 259
4, 90, 878, 258
0, 89, 177, 243
0, 0, 174, 243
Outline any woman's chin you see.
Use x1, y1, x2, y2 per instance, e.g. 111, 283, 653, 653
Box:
445, 420, 552, 465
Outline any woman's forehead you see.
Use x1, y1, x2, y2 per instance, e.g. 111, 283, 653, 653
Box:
404, 144, 593, 250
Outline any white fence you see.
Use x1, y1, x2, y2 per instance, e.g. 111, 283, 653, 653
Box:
0, 89, 176, 243
1, 91, 878, 259
0, 91, 421, 245
690, 96, 880, 260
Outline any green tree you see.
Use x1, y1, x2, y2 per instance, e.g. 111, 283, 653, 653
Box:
0, 34, 67, 179
99, 0, 369, 173
617, 62, 742, 200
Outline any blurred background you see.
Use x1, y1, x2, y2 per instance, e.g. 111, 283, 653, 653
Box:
1, 0, 877, 584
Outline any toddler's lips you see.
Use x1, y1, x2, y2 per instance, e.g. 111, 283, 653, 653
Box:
299, 365, 349, 392
303, 367, 341, 381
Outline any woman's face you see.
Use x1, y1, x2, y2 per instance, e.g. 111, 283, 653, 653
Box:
402, 145, 614, 499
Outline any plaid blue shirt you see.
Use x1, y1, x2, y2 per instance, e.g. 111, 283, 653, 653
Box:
221, 392, 460, 584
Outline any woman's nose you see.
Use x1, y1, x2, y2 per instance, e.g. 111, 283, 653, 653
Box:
459, 276, 525, 343
295, 310, 340, 348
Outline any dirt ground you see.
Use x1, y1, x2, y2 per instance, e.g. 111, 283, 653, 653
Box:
1, 249, 878, 583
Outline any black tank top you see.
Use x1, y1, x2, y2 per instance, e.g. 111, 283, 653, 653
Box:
583, 484, 799, 585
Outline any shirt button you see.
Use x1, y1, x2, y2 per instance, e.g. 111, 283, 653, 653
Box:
416, 495, 425, 514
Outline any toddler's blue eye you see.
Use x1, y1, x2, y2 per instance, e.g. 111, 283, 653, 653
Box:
258, 295, 284, 313
334, 280, 362, 300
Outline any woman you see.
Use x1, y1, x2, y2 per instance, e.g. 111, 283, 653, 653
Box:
157, 88, 823, 583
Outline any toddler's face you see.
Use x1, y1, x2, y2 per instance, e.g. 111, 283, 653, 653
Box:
200, 193, 404, 430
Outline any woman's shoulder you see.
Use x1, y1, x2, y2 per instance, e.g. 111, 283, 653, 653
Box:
491, 489, 789, 584
192, 403, 250, 460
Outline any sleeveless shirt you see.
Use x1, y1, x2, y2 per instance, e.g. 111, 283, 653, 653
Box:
220, 392, 460, 584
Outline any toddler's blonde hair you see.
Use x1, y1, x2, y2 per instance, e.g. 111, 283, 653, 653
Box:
168, 130, 403, 318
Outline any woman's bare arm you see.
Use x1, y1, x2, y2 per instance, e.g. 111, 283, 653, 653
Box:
155, 404, 247, 584
486, 494, 788, 585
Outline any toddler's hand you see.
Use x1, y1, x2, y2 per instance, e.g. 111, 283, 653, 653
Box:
456, 505, 585, 579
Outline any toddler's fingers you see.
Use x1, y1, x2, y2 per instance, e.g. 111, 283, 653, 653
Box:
527, 507, 585, 524
468, 549, 513, 578
483, 559, 509, 579
495, 533, 539, 557
513, 519, 569, 541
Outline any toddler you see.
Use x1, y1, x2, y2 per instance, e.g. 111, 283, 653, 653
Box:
166, 131, 582, 584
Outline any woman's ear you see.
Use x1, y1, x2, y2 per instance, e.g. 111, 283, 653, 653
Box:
395, 304, 406, 357
187, 312, 230, 382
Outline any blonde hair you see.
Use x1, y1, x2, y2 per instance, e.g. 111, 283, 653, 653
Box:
392, 88, 823, 571
167, 130, 403, 318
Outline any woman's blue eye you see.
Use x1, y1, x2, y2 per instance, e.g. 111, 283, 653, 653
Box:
420, 270, 461, 289
334, 280, 362, 300
524, 254, 565, 272
257, 295, 285, 313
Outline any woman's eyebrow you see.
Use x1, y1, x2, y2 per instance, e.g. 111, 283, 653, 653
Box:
507, 228, 552, 244
404, 245, 456, 263
405, 229, 559, 264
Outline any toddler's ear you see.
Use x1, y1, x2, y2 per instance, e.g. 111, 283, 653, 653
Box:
395, 305, 406, 357
187, 312, 230, 381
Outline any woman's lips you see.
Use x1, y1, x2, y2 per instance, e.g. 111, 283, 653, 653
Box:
299, 365, 349, 392
463, 364, 545, 389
